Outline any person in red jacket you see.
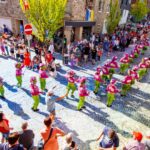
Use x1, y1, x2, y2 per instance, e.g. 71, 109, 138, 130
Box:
106, 79, 120, 107
0, 112, 13, 143
121, 75, 133, 96
120, 54, 130, 74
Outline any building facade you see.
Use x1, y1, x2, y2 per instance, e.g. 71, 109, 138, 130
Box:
0, 0, 26, 34
0, 0, 110, 42
64, 0, 110, 43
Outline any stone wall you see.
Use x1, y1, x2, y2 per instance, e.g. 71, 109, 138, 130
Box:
0, 0, 27, 34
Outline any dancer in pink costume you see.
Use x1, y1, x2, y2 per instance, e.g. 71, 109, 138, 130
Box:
39, 63, 49, 92
120, 53, 130, 74
15, 62, 24, 87
106, 79, 120, 107
77, 77, 89, 111
94, 66, 104, 94
65, 70, 78, 98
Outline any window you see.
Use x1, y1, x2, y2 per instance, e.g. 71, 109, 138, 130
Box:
99, 0, 103, 12
106, 4, 110, 13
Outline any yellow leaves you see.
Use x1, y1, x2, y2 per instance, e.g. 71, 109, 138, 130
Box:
19, 0, 67, 42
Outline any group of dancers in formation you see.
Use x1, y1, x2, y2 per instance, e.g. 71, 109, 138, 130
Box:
0, 40, 149, 112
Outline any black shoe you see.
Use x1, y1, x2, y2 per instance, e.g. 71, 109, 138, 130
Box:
94, 91, 98, 95
78, 108, 83, 111
82, 106, 86, 109
33, 109, 39, 112
71, 95, 75, 98
107, 105, 112, 107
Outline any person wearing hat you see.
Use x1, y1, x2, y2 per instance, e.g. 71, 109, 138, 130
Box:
66, 70, 77, 98
144, 130, 150, 150
39, 63, 49, 92
123, 131, 145, 150
138, 59, 147, 80
129, 52, 135, 63
128, 66, 139, 85
77, 77, 89, 111
15, 62, 24, 87
106, 79, 120, 107
0, 77, 5, 99
107, 56, 119, 79
46, 86, 66, 120
120, 75, 133, 97
120, 54, 130, 74
93, 67, 103, 94
102, 64, 110, 83
30, 76, 42, 112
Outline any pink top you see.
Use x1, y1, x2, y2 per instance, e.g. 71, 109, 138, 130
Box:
122, 75, 132, 84
39, 70, 48, 79
129, 54, 134, 58
106, 84, 119, 94
139, 62, 147, 69
16, 65, 24, 76
78, 85, 89, 97
102, 67, 109, 75
129, 70, 139, 80
120, 56, 130, 63
30, 84, 40, 96
108, 61, 119, 69
67, 76, 76, 83
134, 48, 140, 54
94, 73, 103, 82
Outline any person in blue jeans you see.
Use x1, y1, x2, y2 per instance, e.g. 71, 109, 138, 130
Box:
97, 127, 119, 150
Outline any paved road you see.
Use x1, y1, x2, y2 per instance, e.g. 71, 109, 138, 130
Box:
0, 45, 150, 150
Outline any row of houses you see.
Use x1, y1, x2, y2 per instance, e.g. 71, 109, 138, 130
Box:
0, 0, 149, 42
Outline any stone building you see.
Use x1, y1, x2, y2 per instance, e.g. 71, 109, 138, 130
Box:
0, 0, 26, 34
64, 0, 110, 43
0, 0, 110, 42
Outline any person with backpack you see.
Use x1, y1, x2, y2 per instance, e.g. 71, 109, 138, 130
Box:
40, 117, 65, 150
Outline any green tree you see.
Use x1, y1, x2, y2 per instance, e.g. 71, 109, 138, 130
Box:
20, 0, 67, 42
131, 0, 149, 22
106, 0, 121, 34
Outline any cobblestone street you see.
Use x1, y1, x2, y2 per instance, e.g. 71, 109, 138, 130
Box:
0, 44, 150, 150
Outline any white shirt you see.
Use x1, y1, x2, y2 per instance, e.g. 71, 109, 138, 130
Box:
48, 44, 54, 54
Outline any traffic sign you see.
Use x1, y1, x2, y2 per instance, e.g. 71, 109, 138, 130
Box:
24, 24, 32, 35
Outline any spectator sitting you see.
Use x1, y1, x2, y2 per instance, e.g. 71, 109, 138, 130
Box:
97, 127, 119, 150
144, 131, 150, 150
0, 132, 24, 150
123, 131, 145, 150
63, 133, 78, 150
19, 122, 34, 150
31, 55, 40, 71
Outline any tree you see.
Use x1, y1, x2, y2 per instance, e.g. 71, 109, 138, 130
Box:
106, 0, 121, 34
20, 0, 67, 42
131, 0, 149, 22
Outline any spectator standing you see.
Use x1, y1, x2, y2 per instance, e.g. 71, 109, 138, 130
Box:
19, 122, 34, 150
97, 127, 119, 150
123, 131, 145, 150
144, 131, 150, 150
40, 117, 65, 150
91, 45, 97, 65
103, 38, 110, 57
48, 42, 55, 54
83, 43, 90, 63
23, 48, 31, 68
97, 44, 103, 61
0, 132, 24, 150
